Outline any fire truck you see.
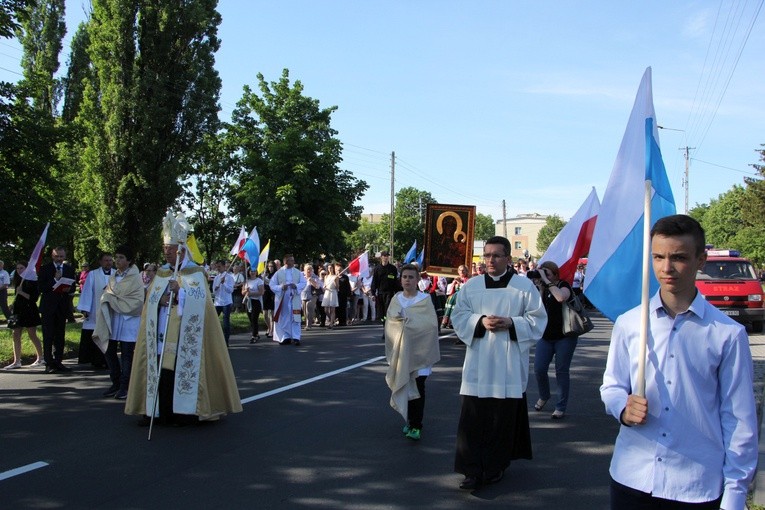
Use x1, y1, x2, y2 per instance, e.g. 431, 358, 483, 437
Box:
695, 249, 765, 333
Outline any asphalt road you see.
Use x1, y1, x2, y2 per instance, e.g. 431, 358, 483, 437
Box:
0, 313, 714, 509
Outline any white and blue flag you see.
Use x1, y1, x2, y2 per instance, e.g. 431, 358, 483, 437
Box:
583, 67, 676, 321
404, 240, 417, 264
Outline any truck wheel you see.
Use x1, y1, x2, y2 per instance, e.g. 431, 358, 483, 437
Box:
751, 321, 763, 333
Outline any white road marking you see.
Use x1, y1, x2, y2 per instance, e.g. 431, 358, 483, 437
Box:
0, 461, 49, 482
240, 355, 386, 405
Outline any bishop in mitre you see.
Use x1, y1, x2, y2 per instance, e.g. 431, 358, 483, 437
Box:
125, 212, 242, 425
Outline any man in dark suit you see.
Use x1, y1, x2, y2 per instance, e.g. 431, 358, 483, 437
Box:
335, 262, 352, 327
39, 246, 76, 373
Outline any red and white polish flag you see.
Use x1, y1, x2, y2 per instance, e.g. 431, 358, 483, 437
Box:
539, 188, 600, 284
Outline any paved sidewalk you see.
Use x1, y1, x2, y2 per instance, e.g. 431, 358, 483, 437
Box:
750, 334, 765, 505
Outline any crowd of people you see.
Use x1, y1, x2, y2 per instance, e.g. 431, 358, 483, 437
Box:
0, 215, 760, 506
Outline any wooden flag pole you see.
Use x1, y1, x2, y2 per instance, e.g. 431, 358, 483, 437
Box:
636, 180, 652, 397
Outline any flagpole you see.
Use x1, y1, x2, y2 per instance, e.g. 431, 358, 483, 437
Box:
227, 253, 239, 273
636, 180, 652, 397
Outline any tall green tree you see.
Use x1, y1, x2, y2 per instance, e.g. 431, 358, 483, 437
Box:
376, 187, 436, 260
474, 212, 494, 241
344, 217, 387, 259
737, 145, 765, 265
0, 0, 32, 39
0, 82, 59, 258
699, 186, 746, 249
178, 131, 237, 263
79, 0, 222, 260
537, 214, 566, 254
228, 69, 368, 262
0, 1, 65, 260
58, 21, 99, 264
61, 21, 89, 123
17, 0, 65, 115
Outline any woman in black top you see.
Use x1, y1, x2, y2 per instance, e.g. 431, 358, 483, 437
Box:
4, 262, 44, 369
530, 261, 578, 419
262, 261, 277, 338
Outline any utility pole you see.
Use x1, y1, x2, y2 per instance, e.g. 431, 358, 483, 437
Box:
389, 151, 395, 259
679, 146, 695, 214
502, 200, 507, 238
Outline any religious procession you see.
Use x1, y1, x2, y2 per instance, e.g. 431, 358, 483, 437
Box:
2, 2, 764, 506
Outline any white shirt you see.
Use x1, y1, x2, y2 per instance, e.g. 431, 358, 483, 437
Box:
601, 291, 757, 509
77, 268, 112, 330
213, 271, 234, 306
362, 273, 373, 294
301, 274, 321, 300
0, 269, 10, 289
109, 272, 140, 342
245, 277, 264, 306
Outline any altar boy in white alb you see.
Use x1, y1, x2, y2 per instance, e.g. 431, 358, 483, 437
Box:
269, 254, 306, 346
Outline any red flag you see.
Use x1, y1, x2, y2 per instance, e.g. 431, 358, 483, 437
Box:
21, 222, 50, 281
539, 188, 600, 284
347, 251, 369, 276
229, 226, 247, 257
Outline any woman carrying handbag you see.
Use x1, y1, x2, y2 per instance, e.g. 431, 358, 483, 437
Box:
529, 261, 579, 419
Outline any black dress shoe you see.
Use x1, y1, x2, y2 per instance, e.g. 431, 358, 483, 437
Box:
459, 475, 482, 490
280, 339, 292, 345
102, 385, 119, 397
56, 363, 71, 372
293, 340, 301, 346
484, 469, 504, 485
45, 366, 59, 374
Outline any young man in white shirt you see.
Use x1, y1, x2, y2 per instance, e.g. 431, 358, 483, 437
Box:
212, 260, 235, 346
601, 214, 757, 510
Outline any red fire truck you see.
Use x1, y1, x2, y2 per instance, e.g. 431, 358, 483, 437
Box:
695, 249, 765, 333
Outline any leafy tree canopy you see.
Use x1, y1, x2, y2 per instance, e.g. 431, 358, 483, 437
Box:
537, 214, 566, 254
376, 187, 436, 261
474, 212, 494, 241
228, 69, 368, 263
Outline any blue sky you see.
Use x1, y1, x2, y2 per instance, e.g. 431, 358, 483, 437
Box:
2, 1, 763, 223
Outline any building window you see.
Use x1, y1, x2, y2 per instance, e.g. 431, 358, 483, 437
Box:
514, 241, 523, 250
514, 227, 522, 235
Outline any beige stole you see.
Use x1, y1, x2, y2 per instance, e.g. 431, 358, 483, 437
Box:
92, 265, 144, 352
141, 268, 208, 415
171, 269, 207, 414
384, 294, 440, 421
142, 274, 170, 417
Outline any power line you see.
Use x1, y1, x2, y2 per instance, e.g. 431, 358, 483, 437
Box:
691, 157, 759, 176
0, 64, 23, 77
695, 0, 764, 153
685, 0, 764, 157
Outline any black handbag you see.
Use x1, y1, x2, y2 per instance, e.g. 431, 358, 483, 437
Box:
561, 292, 594, 337
7, 313, 19, 329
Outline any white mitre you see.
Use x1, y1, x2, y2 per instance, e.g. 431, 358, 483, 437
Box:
162, 211, 190, 245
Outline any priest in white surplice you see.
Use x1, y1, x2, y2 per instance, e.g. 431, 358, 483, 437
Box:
269, 254, 306, 345
451, 236, 547, 491
76, 253, 112, 368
